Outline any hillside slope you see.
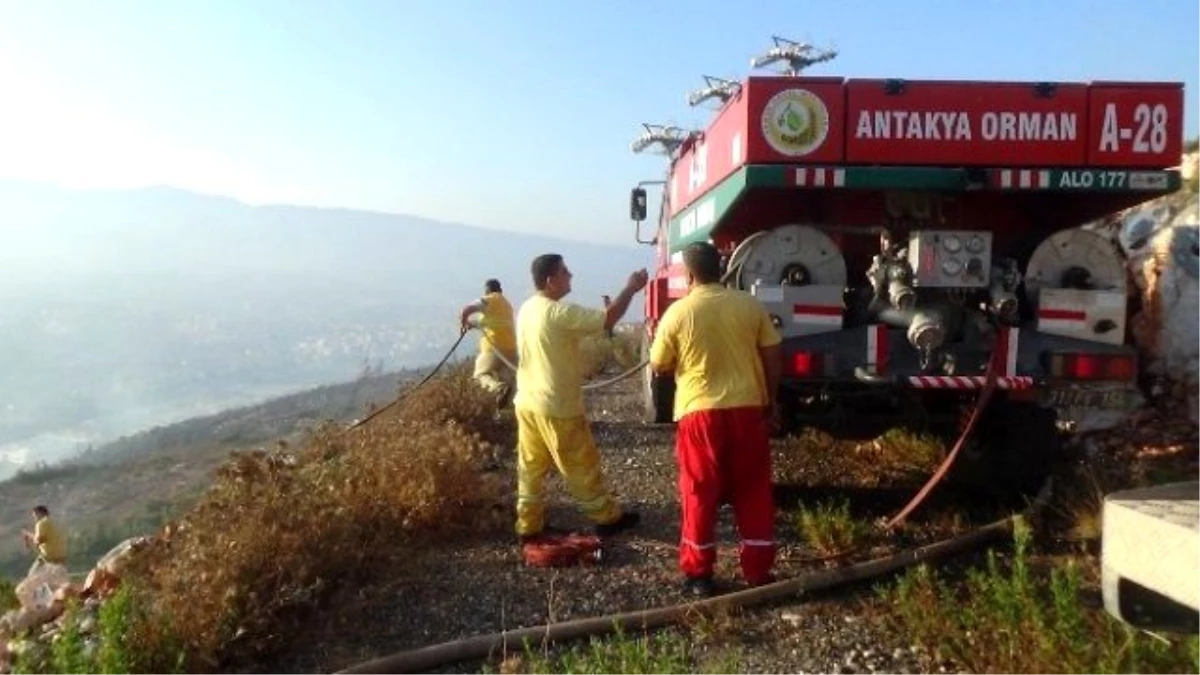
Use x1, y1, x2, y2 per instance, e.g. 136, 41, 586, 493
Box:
0, 363, 429, 579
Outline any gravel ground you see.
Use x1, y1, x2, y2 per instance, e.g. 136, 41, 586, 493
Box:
266, 373, 1010, 675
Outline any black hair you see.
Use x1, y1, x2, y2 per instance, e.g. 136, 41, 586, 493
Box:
683, 241, 722, 283
484, 279, 501, 293
531, 254, 564, 291
32, 505, 49, 517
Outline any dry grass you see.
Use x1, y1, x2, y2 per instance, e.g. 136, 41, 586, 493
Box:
0, 371, 408, 578
678, 601, 742, 646
1048, 466, 1109, 545
9, 333, 641, 672
773, 427, 946, 489
876, 428, 944, 473
117, 363, 511, 671
577, 327, 643, 380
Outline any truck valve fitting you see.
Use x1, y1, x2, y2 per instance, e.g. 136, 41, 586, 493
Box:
990, 289, 1018, 319
907, 310, 946, 354
988, 273, 1017, 317
888, 279, 916, 311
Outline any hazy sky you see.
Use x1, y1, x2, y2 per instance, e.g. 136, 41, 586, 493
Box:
1, 0, 1197, 246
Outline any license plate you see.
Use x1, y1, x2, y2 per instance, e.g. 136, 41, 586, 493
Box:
1041, 387, 1134, 410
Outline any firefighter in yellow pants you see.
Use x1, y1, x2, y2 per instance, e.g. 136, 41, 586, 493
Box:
512, 253, 648, 540
460, 279, 517, 409
515, 410, 620, 532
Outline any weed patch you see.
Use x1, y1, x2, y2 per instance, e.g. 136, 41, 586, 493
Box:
1046, 466, 1110, 546
877, 428, 944, 474
0, 579, 18, 613
496, 626, 739, 675
878, 521, 1199, 673
797, 499, 873, 555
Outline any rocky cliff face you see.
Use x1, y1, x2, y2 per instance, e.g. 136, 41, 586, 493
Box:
1089, 151, 1199, 424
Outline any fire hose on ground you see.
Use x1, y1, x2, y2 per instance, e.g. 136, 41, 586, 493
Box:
333, 328, 1015, 674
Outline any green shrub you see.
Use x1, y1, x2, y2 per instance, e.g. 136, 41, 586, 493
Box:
879, 521, 1199, 673
796, 499, 872, 555
0, 578, 18, 612
496, 626, 737, 675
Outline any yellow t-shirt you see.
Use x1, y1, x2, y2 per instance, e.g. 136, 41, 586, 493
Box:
513, 294, 606, 418
477, 292, 516, 355
649, 283, 782, 421
34, 517, 67, 563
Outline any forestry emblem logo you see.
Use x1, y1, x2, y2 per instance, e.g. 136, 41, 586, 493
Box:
762, 88, 829, 156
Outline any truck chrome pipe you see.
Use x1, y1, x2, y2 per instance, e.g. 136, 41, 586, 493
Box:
907, 309, 948, 354
869, 302, 955, 356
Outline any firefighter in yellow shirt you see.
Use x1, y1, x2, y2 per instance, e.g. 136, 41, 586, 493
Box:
459, 279, 518, 410
21, 505, 67, 573
650, 242, 782, 598
512, 254, 647, 541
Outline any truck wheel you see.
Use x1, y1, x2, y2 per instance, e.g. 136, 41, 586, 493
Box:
640, 328, 674, 424
942, 395, 1062, 499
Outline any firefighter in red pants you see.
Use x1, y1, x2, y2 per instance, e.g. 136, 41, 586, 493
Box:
649, 241, 783, 598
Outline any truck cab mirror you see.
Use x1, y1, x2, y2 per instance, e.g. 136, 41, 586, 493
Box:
630, 187, 648, 222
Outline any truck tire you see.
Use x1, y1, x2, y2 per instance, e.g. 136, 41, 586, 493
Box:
640, 328, 674, 424
941, 395, 1062, 498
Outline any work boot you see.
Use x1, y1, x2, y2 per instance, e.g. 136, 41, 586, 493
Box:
518, 525, 571, 545
595, 511, 640, 537
682, 576, 716, 599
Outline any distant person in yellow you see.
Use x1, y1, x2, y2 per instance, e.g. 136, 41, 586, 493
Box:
459, 278, 517, 410
513, 254, 647, 542
21, 505, 67, 573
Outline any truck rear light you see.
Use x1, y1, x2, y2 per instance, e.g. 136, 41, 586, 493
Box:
1049, 353, 1136, 381
787, 351, 825, 377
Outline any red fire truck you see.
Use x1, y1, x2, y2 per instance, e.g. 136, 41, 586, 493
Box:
629, 39, 1185, 488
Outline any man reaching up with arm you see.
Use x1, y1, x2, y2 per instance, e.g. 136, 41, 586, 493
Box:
649, 241, 783, 598
512, 254, 648, 543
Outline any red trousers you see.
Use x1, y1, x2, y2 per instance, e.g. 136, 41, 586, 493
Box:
675, 406, 776, 584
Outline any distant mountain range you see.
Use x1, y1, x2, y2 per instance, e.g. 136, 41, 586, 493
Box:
0, 181, 652, 478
